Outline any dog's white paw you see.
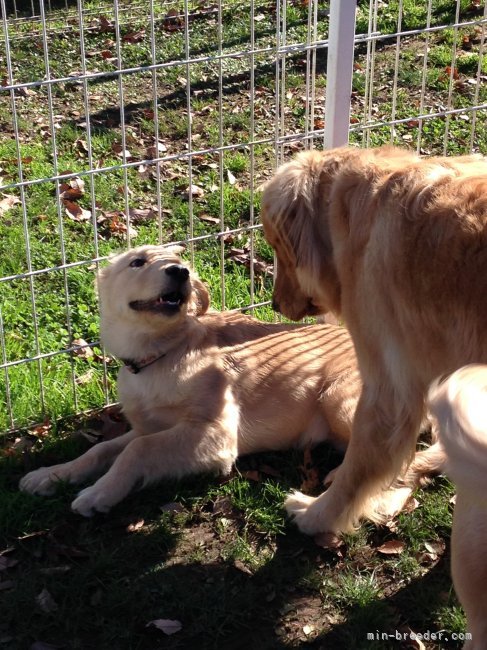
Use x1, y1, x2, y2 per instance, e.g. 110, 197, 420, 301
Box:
19, 466, 67, 496
71, 486, 113, 517
285, 490, 329, 536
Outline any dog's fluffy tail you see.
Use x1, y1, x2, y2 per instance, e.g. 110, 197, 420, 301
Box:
428, 364, 487, 492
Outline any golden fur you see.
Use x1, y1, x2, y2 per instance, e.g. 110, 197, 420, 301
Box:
20, 245, 439, 516
20, 245, 357, 514
261, 145, 487, 535
429, 365, 487, 649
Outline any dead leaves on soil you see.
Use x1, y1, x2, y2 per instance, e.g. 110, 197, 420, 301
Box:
146, 619, 183, 635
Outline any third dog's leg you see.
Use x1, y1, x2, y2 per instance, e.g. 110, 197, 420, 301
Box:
286, 386, 423, 535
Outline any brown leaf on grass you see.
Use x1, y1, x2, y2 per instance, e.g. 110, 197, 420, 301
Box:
100, 212, 137, 239
74, 139, 89, 155
111, 142, 132, 159
163, 8, 185, 31
128, 207, 157, 222
160, 502, 185, 514
63, 200, 91, 222
96, 15, 115, 33
376, 539, 406, 555
146, 142, 167, 158
126, 519, 145, 532
59, 176, 85, 201
313, 532, 344, 550
122, 29, 146, 44
182, 184, 205, 199
234, 559, 253, 575
299, 446, 320, 493
86, 407, 129, 441
424, 539, 446, 559
36, 588, 59, 613
0, 194, 20, 216
212, 496, 233, 516
75, 370, 95, 385
198, 213, 220, 225
146, 619, 183, 635
226, 248, 274, 276
71, 338, 93, 359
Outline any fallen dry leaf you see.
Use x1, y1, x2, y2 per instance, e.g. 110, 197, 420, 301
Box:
128, 207, 157, 222
160, 502, 185, 514
313, 532, 344, 550
71, 338, 93, 359
126, 519, 145, 532
146, 619, 182, 635
122, 29, 145, 44
376, 539, 406, 555
198, 213, 220, 225
183, 184, 205, 199
63, 200, 91, 222
36, 588, 58, 613
163, 8, 185, 31
234, 559, 253, 575
299, 446, 320, 493
0, 194, 20, 216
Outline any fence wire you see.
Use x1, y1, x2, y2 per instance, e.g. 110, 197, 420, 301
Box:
0, 0, 486, 432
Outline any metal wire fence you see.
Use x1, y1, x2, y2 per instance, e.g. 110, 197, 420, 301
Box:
1, 0, 486, 432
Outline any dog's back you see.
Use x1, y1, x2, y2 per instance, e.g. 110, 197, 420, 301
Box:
331, 150, 487, 387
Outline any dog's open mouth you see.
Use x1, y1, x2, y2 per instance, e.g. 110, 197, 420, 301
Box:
129, 290, 186, 313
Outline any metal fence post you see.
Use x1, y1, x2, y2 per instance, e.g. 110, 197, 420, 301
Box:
324, 0, 357, 149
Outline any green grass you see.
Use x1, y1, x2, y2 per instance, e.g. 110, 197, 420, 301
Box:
1, 0, 486, 646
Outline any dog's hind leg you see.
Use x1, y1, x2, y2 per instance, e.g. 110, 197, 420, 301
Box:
19, 429, 138, 496
285, 384, 424, 535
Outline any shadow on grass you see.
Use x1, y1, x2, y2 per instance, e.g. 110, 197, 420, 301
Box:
0, 433, 459, 650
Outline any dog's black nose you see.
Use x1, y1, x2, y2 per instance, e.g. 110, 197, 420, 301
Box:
165, 264, 190, 280
271, 298, 280, 312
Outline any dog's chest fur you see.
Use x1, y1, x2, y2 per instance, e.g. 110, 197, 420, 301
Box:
118, 347, 227, 434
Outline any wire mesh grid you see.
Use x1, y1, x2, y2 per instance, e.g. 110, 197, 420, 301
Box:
0, 0, 486, 433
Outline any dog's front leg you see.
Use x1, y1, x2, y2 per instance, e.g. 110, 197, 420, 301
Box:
285, 385, 424, 535
19, 429, 138, 496
71, 422, 238, 516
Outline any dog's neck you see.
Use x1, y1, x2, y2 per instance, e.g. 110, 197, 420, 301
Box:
121, 351, 168, 374
101, 315, 207, 368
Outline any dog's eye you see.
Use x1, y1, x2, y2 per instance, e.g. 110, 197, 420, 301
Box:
129, 258, 146, 268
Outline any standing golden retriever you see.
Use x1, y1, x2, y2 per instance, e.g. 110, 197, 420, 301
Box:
20, 245, 437, 516
429, 365, 487, 649
261, 146, 487, 535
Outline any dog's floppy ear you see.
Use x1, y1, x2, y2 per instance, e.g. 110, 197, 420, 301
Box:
164, 244, 185, 256
188, 276, 210, 316
261, 150, 342, 314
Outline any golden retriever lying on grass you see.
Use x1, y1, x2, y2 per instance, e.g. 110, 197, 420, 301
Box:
20, 245, 435, 516
429, 365, 487, 649
261, 145, 487, 536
